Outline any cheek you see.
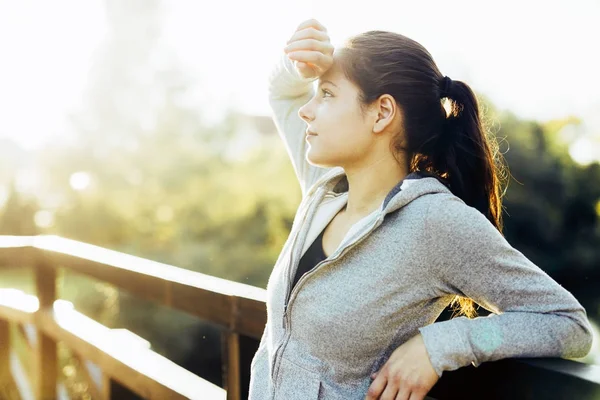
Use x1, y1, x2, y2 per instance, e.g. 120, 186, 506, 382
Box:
338, 106, 370, 140
319, 101, 364, 129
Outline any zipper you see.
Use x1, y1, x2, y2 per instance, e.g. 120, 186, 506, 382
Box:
271, 211, 387, 391
284, 211, 385, 320
282, 190, 348, 314
282, 188, 325, 315
269, 188, 322, 389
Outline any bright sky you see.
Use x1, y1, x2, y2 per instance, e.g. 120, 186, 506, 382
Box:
1, 0, 599, 158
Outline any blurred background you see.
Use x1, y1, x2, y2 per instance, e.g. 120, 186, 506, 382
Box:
0, 0, 599, 398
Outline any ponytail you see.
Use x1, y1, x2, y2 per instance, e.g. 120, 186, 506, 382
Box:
415, 76, 506, 234
413, 77, 508, 319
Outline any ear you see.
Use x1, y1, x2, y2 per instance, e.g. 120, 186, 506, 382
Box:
372, 94, 399, 134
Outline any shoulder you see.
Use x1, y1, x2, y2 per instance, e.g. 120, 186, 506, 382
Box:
420, 192, 504, 247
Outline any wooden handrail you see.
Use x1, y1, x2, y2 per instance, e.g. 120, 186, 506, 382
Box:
0, 235, 267, 339
0, 295, 226, 399
0, 235, 267, 399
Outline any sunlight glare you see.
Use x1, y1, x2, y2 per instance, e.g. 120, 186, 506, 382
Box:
569, 137, 600, 166
34, 210, 55, 229
70, 172, 92, 191
0, 289, 39, 312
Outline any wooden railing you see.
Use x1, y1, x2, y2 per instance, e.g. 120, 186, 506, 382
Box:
0, 235, 599, 400
0, 235, 267, 400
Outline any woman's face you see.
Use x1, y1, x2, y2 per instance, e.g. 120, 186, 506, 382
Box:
298, 52, 377, 170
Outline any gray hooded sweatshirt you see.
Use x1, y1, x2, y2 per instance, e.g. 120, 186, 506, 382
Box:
248, 54, 593, 400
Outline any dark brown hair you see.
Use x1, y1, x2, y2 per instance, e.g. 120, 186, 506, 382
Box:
339, 31, 508, 318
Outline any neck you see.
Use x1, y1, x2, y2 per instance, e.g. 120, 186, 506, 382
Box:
341, 155, 408, 219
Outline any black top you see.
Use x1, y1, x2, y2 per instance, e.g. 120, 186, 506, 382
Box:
289, 173, 447, 294
290, 206, 404, 293
291, 227, 328, 291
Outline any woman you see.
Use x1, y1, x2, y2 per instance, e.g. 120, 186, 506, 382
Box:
248, 18, 593, 400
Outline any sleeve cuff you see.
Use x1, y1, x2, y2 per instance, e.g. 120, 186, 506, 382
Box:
418, 319, 474, 378
268, 53, 317, 98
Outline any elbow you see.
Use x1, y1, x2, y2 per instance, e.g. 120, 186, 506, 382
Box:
575, 325, 594, 359
563, 311, 595, 359
569, 329, 594, 359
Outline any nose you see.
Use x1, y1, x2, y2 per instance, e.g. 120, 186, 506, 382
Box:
298, 99, 314, 123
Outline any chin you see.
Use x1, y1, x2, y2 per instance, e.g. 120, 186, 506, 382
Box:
306, 145, 345, 168
306, 154, 338, 169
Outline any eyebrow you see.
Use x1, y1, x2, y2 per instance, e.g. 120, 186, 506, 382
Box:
318, 79, 338, 88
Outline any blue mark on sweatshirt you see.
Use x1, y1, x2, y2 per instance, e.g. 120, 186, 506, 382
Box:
470, 320, 503, 354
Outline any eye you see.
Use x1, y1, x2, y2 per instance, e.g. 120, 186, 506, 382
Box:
320, 89, 333, 98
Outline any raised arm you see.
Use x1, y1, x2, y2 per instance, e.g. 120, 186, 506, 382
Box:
268, 19, 334, 197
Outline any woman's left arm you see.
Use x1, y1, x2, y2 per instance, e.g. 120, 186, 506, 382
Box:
366, 194, 594, 399
416, 194, 594, 378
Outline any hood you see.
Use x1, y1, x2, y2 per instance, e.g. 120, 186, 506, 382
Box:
306, 167, 454, 215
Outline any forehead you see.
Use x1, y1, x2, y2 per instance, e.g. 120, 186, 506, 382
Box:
319, 55, 346, 86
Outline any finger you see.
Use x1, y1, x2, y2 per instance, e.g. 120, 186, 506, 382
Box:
284, 39, 333, 55
286, 27, 329, 45
392, 386, 410, 400
407, 384, 430, 400
295, 18, 327, 33
379, 381, 400, 400
287, 50, 329, 65
408, 390, 426, 400
365, 375, 387, 400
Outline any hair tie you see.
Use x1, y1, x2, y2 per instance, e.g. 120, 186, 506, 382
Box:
439, 76, 452, 99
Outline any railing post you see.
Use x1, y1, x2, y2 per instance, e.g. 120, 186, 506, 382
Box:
221, 331, 241, 400
0, 319, 21, 400
102, 374, 112, 400
222, 297, 241, 400
35, 257, 57, 400
0, 318, 10, 379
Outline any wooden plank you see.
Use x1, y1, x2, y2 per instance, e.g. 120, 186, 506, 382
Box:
1, 297, 226, 400
32, 236, 266, 302
0, 290, 37, 326
14, 324, 35, 399
11, 350, 34, 400
0, 318, 9, 377
221, 331, 241, 400
0, 246, 37, 271
169, 281, 232, 328
17, 324, 35, 350
48, 251, 234, 330
0, 352, 23, 400
0, 237, 268, 339
101, 374, 111, 400
81, 358, 112, 400
1, 302, 224, 400
37, 310, 225, 400
34, 262, 57, 400
234, 297, 267, 340
73, 353, 109, 400
0, 317, 13, 400
41, 251, 266, 338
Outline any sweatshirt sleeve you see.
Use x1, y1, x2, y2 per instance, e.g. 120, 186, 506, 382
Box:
417, 194, 594, 378
268, 53, 332, 197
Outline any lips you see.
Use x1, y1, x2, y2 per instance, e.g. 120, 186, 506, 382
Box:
306, 129, 318, 136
